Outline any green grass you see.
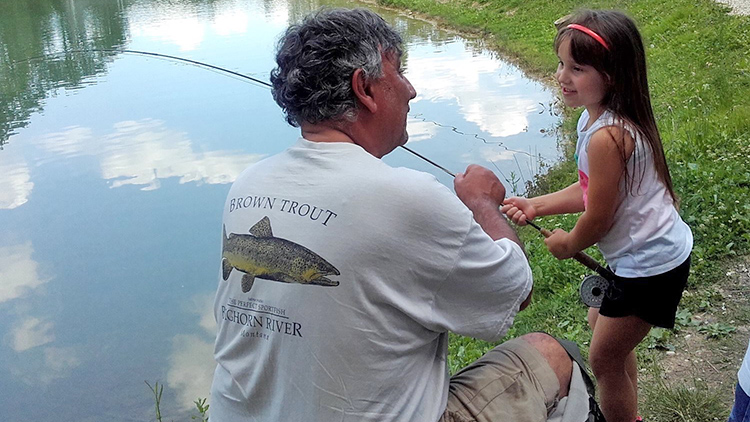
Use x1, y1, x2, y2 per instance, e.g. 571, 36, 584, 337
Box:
378, 0, 750, 418
642, 376, 726, 422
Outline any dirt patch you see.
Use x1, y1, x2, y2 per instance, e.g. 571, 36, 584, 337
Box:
650, 255, 750, 408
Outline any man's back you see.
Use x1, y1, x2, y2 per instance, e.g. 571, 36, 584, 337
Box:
210, 139, 532, 421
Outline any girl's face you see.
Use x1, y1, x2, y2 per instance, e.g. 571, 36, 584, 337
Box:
555, 38, 608, 114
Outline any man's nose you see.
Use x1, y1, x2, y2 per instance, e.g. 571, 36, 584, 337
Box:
406, 78, 417, 99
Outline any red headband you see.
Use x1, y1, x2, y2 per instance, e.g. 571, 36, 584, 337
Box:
566, 24, 609, 50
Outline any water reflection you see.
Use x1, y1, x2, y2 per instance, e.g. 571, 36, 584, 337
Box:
36, 119, 265, 190
0, 151, 34, 210
10, 345, 82, 386
11, 317, 55, 352
0, 242, 51, 303
166, 293, 216, 410
131, 10, 206, 51
0, 0, 561, 420
409, 42, 540, 138
0, 241, 82, 388
0, 0, 129, 145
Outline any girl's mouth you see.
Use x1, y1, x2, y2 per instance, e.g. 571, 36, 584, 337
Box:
561, 87, 576, 95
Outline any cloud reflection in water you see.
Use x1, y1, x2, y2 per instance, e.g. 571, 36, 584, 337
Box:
406, 42, 544, 139
0, 242, 81, 386
11, 318, 54, 352
0, 152, 34, 210
35, 119, 265, 190
167, 293, 216, 410
0, 243, 50, 303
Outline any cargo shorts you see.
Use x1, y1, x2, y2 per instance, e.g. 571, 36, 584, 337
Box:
439, 337, 560, 422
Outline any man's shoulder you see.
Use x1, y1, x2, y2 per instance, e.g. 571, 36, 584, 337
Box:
371, 165, 452, 198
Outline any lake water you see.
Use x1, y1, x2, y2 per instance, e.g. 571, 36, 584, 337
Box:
0, 0, 561, 420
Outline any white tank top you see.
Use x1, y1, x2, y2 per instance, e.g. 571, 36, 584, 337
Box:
575, 110, 692, 277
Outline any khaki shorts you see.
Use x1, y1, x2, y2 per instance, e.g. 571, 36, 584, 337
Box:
440, 337, 560, 422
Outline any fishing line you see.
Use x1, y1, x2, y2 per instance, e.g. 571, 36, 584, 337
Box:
12, 49, 274, 88
410, 112, 541, 160
14, 48, 544, 174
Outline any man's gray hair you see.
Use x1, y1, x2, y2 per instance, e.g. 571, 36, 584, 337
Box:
270, 8, 403, 127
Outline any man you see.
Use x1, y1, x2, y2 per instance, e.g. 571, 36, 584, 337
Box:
210, 8, 574, 421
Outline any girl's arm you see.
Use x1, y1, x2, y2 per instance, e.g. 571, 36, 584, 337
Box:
545, 126, 634, 259
502, 182, 585, 225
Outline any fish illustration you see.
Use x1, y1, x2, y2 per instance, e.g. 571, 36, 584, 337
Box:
222, 216, 340, 293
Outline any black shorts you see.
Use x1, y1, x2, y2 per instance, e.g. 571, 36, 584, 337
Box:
599, 256, 691, 329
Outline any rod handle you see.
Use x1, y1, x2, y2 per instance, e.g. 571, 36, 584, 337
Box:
534, 223, 616, 280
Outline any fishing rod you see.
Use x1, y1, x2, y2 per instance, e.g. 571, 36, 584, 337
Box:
442, 166, 615, 283
18, 49, 611, 304
398, 143, 614, 280
13, 49, 274, 88
521, 219, 616, 282
399, 145, 615, 306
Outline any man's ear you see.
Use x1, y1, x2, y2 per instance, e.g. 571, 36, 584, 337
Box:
352, 68, 377, 113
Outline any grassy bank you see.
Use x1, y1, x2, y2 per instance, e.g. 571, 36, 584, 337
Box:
378, 0, 750, 418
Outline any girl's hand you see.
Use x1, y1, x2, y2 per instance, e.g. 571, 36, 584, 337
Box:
544, 229, 577, 259
501, 197, 537, 226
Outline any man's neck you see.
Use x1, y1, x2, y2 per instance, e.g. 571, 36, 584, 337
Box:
300, 122, 354, 144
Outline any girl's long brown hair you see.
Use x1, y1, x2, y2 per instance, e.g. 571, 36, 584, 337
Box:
555, 10, 678, 204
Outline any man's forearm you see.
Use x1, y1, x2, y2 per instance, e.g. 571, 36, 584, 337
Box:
467, 199, 524, 250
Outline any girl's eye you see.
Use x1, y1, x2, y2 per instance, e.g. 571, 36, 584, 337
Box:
573, 66, 583, 72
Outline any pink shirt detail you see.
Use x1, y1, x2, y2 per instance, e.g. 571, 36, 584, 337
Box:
578, 170, 589, 209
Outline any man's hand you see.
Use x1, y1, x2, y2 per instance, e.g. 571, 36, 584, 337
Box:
454, 164, 506, 209
454, 165, 524, 249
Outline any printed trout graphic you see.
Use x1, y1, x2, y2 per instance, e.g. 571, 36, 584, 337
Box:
222, 216, 340, 293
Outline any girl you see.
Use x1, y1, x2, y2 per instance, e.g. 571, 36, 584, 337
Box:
502, 10, 693, 422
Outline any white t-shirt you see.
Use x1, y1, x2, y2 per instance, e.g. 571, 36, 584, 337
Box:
575, 110, 693, 277
209, 138, 533, 421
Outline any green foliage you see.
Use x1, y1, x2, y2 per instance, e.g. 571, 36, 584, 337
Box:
674, 308, 699, 328
145, 381, 165, 422
146, 381, 210, 422
192, 398, 210, 422
645, 328, 675, 351
698, 322, 737, 339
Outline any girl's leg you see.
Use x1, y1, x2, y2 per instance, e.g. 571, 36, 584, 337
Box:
589, 314, 652, 422
625, 350, 638, 405
587, 307, 599, 330
587, 309, 640, 414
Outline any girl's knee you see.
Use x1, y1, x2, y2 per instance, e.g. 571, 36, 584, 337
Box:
588, 345, 631, 378
589, 349, 620, 378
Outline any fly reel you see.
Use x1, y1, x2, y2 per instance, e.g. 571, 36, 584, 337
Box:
579, 274, 610, 308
